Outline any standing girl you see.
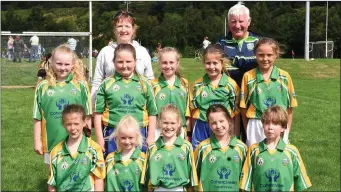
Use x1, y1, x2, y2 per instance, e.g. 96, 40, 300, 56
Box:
48, 104, 105, 191
94, 43, 157, 154
240, 38, 297, 146
141, 104, 198, 191
105, 115, 146, 191
194, 104, 247, 191
151, 47, 191, 139
33, 44, 92, 172
191, 44, 240, 150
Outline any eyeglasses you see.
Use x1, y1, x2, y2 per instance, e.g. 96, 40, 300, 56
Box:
113, 10, 134, 20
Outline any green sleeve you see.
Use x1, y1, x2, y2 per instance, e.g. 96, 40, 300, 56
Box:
293, 149, 312, 191
144, 81, 158, 116
94, 82, 106, 113
81, 81, 92, 115
33, 85, 42, 120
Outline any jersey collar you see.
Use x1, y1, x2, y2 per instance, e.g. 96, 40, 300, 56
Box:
155, 136, 184, 148
259, 138, 286, 152
256, 65, 280, 83
158, 74, 181, 88
57, 73, 74, 85
114, 72, 139, 82
114, 148, 142, 162
203, 73, 228, 86
210, 134, 238, 149
61, 134, 88, 155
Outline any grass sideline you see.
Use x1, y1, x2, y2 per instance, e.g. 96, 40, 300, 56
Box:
1, 58, 340, 191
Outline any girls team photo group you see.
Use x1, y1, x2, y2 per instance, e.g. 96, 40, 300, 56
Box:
33, 3, 312, 192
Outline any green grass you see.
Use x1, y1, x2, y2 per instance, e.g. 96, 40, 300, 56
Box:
1, 58, 340, 190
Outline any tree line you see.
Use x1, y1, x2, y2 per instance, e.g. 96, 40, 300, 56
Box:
1, 1, 340, 58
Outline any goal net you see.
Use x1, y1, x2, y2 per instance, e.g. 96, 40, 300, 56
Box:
309, 41, 334, 59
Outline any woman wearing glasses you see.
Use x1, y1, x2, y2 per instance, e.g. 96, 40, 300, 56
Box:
91, 11, 155, 105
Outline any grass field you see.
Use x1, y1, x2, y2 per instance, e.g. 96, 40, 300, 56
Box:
1, 58, 340, 191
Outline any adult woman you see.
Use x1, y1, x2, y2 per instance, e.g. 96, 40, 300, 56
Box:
91, 11, 154, 105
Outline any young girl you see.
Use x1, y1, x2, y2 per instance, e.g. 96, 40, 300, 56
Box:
141, 104, 198, 191
240, 105, 311, 191
33, 44, 92, 171
194, 104, 247, 191
94, 43, 157, 154
105, 115, 146, 191
151, 47, 191, 139
36, 53, 51, 85
48, 104, 105, 191
240, 38, 297, 146
191, 44, 240, 150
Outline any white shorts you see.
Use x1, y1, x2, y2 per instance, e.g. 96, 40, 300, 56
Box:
154, 186, 184, 191
246, 119, 266, 147
44, 153, 50, 165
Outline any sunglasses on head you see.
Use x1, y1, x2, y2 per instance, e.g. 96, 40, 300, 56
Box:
113, 10, 133, 20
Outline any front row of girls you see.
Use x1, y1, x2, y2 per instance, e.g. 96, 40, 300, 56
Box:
49, 104, 311, 191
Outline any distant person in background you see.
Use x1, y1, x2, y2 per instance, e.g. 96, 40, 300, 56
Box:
156, 42, 162, 53
13, 35, 25, 63
292, 50, 295, 60
7, 36, 14, 62
29, 35, 39, 62
67, 37, 77, 51
202, 36, 211, 50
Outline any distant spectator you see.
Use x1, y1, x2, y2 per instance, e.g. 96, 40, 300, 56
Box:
29, 35, 39, 62
37, 44, 42, 59
291, 50, 295, 60
202, 36, 211, 50
67, 37, 77, 51
156, 42, 162, 53
13, 35, 25, 63
7, 36, 14, 62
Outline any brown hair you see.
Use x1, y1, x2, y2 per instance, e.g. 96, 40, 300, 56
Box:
112, 10, 137, 40
47, 44, 85, 86
61, 104, 91, 137
158, 104, 182, 136
254, 37, 284, 58
261, 105, 288, 129
203, 44, 231, 76
158, 47, 186, 87
206, 104, 234, 137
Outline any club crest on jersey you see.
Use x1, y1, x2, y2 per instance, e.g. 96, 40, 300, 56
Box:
233, 155, 239, 163
135, 168, 140, 176
202, 91, 208, 98
277, 85, 282, 92
47, 89, 54, 96
61, 161, 69, 170
71, 88, 77, 96
113, 84, 120, 91
209, 155, 217, 164
155, 153, 162, 161
81, 157, 88, 165
113, 169, 120, 176
257, 87, 262, 94
282, 158, 289, 166
247, 43, 254, 51
257, 157, 264, 166
178, 153, 186, 161
136, 85, 142, 92
159, 93, 166, 100
179, 92, 185, 98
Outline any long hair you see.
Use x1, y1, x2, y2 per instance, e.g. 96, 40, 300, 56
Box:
254, 37, 284, 58
46, 44, 85, 87
206, 104, 234, 137
203, 44, 232, 76
158, 104, 183, 136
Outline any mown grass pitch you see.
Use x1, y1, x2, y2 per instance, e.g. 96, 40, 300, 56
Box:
1, 58, 340, 191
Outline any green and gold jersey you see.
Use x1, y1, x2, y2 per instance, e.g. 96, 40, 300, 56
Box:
48, 135, 106, 191
191, 73, 240, 121
105, 148, 146, 192
95, 73, 158, 127
194, 135, 247, 191
240, 139, 312, 191
240, 66, 297, 119
141, 136, 198, 189
33, 73, 92, 152
151, 75, 191, 127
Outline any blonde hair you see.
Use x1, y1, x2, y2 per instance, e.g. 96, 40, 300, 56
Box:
158, 47, 186, 87
255, 37, 284, 58
158, 104, 182, 136
110, 115, 143, 151
203, 44, 232, 76
206, 104, 234, 137
46, 44, 85, 86
261, 105, 288, 129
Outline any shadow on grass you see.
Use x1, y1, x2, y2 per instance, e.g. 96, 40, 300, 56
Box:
37, 179, 48, 191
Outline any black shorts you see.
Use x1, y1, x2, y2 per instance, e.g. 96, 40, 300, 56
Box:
37, 69, 46, 79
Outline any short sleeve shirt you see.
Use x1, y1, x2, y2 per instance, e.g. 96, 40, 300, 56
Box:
194, 135, 247, 191
95, 73, 158, 127
240, 139, 312, 191
47, 135, 106, 191
33, 73, 92, 152
106, 148, 146, 191
191, 73, 240, 121
240, 66, 297, 119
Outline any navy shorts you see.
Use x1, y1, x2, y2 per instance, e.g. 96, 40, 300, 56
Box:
191, 119, 211, 150
103, 126, 147, 156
